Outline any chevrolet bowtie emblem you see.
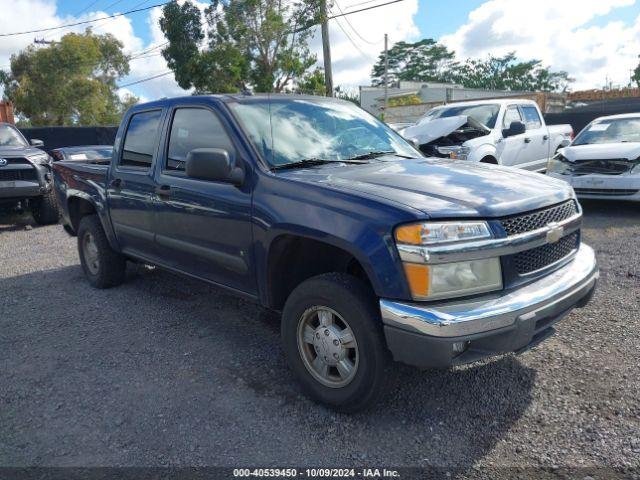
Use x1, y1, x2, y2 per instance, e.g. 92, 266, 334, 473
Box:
546, 222, 564, 243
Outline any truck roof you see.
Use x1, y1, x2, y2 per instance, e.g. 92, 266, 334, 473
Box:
431, 98, 538, 109
130, 93, 349, 111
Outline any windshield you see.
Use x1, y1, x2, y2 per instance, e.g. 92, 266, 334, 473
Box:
229, 98, 418, 167
573, 118, 640, 145
424, 104, 500, 128
0, 124, 28, 147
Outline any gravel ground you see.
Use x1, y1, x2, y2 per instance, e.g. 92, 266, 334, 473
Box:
0, 201, 639, 473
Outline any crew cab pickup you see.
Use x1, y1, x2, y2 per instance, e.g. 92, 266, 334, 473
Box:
53, 95, 598, 412
399, 99, 573, 171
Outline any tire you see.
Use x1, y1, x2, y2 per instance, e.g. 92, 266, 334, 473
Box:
281, 273, 390, 412
77, 215, 126, 289
31, 191, 60, 225
480, 156, 498, 165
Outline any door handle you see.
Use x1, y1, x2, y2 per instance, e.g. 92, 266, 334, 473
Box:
110, 178, 123, 189
524, 137, 531, 143
543, 135, 549, 141
155, 184, 172, 197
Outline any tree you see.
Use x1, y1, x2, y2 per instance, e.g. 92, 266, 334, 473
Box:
371, 39, 457, 87
451, 53, 572, 92
160, 0, 319, 93
633, 61, 640, 88
0, 29, 136, 126
295, 67, 325, 95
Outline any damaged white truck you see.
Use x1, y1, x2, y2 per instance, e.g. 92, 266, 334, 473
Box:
398, 99, 573, 172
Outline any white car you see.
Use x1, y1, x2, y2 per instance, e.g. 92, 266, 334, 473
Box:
399, 99, 573, 171
547, 113, 640, 201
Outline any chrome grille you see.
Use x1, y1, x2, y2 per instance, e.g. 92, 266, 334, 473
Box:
575, 188, 639, 196
514, 232, 578, 274
0, 169, 37, 181
500, 200, 577, 236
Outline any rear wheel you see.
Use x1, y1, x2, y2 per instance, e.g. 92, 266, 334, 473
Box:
77, 215, 126, 288
281, 273, 389, 412
31, 191, 59, 225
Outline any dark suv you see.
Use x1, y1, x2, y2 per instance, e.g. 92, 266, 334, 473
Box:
0, 122, 59, 224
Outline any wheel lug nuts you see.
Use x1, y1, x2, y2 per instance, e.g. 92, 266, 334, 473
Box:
324, 330, 329, 336
333, 339, 339, 345
333, 353, 339, 359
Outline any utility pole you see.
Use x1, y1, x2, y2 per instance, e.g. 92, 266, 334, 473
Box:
320, 0, 333, 97
384, 33, 389, 114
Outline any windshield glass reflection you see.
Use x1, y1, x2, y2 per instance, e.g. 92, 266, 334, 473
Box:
230, 98, 418, 167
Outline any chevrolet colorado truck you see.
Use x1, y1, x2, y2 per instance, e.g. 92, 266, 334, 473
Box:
53, 95, 598, 411
399, 99, 573, 172
0, 122, 59, 224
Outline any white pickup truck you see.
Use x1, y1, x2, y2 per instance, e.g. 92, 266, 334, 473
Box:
398, 99, 573, 172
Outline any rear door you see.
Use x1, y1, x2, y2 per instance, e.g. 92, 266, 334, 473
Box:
107, 108, 164, 260
153, 104, 256, 296
519, 104, 549, 171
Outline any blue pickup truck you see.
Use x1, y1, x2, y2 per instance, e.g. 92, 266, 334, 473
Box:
53, 94, 598, 411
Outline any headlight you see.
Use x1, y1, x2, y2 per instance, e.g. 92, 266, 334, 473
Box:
436, 145, 471, 160
395, 221, 502, 300
396, 221, 492, 245
631, 160, 640, 174
547, 154, 570, 174
28, 153, 51, 165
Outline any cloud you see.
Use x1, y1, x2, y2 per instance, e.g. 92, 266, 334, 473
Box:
440, 0, 640, 90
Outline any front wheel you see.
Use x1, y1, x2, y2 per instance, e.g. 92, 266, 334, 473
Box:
281, 273, 390, 412
31, 191, 60, 225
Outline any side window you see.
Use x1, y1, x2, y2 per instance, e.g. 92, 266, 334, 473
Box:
521, 105, 542, 129
166, 108, 235, 171
503, 106, 523, 129
120, 110, 162, 170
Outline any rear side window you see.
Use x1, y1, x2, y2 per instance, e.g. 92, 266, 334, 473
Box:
120, 110, 162, 169
521, 105, 542, 129
503, 106, 523, 129
166, 108, 235, 171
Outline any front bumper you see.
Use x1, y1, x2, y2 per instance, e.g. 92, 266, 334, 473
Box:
0, 163, 52, 201
381, 243, 598, 368
547, 172, 640, 201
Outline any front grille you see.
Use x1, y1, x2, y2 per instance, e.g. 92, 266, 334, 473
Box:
0, 169, 37, 181
574, 188, 639, 196
514, 232, 578, 274
565, 159, 635, 176
500, 200, 577, 236
2, 157, 32, 165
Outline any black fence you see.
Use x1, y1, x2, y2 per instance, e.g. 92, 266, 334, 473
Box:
20, 126, 118, 151
544, 97, 640, 134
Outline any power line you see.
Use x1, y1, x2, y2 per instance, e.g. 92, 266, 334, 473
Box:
329, 9, 371, 59
332, 0, 381, 45
341, 0, 388, 10
328, 0, 405, 20
43, 0, 131, 40
0, 1, 172, 37
118, 70, 172, 88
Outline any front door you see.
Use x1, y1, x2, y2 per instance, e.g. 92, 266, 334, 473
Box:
107, 108, 164, 260
153, 105, 256, 296
497, 105, 530, 168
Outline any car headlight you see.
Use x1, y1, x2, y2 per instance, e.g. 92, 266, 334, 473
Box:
28, 153, 52, 165
436, 145, 471, 160
396, 221, 492, 245
631, 159, 640, 174
547, 153, 570, 174
395, 221, 502, 300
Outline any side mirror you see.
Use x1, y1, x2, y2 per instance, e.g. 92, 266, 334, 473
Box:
30, 139, 44, 147
502, 121, 526, 138
185, 148, 244, 185
559, 139, 571, 148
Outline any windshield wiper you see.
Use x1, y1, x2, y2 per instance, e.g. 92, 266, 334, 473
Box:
271, 158, 369, 171
347, 150, 414, 160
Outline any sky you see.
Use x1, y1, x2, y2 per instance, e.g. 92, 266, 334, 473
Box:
1, 0, 639, 102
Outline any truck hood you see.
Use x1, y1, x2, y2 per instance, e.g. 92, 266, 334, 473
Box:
401, 115, 491, 149
277, 157, 573, 218
0, 146, 46, 157
560, 143, 640, 161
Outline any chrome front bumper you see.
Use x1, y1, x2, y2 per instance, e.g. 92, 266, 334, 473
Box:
381, 243, 598, 339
